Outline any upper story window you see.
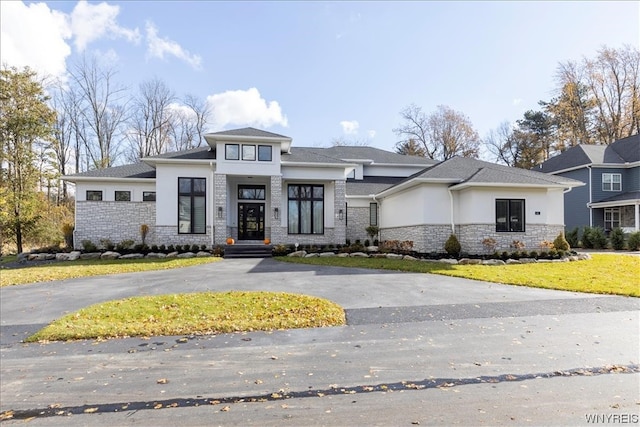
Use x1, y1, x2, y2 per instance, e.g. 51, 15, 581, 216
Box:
115, 191, 131, 201
143, 191, 156, 201
225, 144, 239, 160
258, 145, 272, 161
602, 173, 622, 191
496, 199, 525, 232
242, 144, 256, 161
86, 190, 102, 201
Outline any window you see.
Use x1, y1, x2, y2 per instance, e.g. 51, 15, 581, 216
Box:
369, 203, 378, 226
86, 190, 102, 201
238, 185, 265, 200
602, 173, 622, 191
288, 184, 324, 234
604, 208, 620, 231
496, 199, 525, 232
258, 145, 272, 161
225, 144, 239, 160
178, 178, 206, 234
143, 191, 156, 201
115, 191, 131, 201
242, 144, 256, 161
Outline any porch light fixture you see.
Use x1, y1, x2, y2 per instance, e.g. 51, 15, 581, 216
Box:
338, 209, 344, 220
217, 206, 223, 219
274, 207, 279, 220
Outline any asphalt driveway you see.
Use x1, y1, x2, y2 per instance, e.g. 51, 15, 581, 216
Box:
1, 258, 638, 425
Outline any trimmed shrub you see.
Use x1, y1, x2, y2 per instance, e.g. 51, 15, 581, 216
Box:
628, 231, 640, 251
364, 239, 370, 247
151, 244, 159, 252
100, 239, 115, 251
167, 245, 175, 253
565, 227, 579, 248
444, 234, 461, 257
159, 244, 166, 252
590, 227, 607, 249
553, 232, 570, 251
116, 239, 135, 252
81, 240, 98, 252
581, 227, 594, 249
191, 244, 200, 253
610, 228, 625, 250
200, 244, 207, 251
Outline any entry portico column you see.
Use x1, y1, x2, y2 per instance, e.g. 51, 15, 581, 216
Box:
214, 173, 228, 245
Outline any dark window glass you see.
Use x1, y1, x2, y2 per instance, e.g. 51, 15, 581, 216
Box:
242, 144, 256, 161
496, 199, 525, 232
288, 184, 324, 234
178, 178, 206, 234
369, 203, 378, 226
258, 145, 272, 161
143, 191, 156, 201
225, 144, 239, 160
238, 185, 265, 200
115, 191, 131, 201
86, 191, 102, 201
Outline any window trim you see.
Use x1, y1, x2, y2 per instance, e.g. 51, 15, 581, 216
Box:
142, 191, 156, 202
602, 173, 622, 192
495, 199, 525, 232
287, 184, 324, 235
114, 190, 131, 202
258, 145, 272, 162
86, 190, 102, 201
225, 144, 239, 160
178, 177, 207, 234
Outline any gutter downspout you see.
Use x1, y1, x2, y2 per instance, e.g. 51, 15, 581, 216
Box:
587, 165, 593, 227
447, 188, 455, 234
210, 161, 215, 248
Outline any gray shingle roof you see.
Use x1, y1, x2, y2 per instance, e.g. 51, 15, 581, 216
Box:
65, 162, 156, 179
208, 127, 290, 139
597, 191, 640, 203
346, 176, 406, 196
536, 134, 639, 173
145, 147, 214, 160
320, 146, 436, 165
281, 147, 350, 164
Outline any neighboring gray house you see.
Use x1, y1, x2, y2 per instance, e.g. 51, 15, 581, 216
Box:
64, 127, 584, 254
535, 134, 640, 233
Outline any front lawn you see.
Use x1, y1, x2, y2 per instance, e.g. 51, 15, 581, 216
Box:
26, 291, 346, 342
277, 254, 639, 297
0, 257, 221, 287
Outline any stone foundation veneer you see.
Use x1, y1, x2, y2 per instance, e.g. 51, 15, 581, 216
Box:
380, 223, 565, 255
346, 206, 373, 243
74, 201, 156, 249
155, 226, 212, 247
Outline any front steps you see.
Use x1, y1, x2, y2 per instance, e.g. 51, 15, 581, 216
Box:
223, 243, 273, 259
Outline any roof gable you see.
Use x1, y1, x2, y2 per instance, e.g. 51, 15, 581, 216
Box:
208, 127, 289, 139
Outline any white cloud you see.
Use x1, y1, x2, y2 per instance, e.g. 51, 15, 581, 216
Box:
145, 21, 202, 69
71, 0, 140, 52
512, 98, 523, 106
367, 130, 376, 139
207, 88, 288, 129
340, 120, 359, 135
0, 1, 71, 78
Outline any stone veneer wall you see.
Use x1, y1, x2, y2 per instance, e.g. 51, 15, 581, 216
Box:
155, 225, 212, 247
213, 173, 227, 245
332, 180, 347, 244
74, 201, 156, 249
269, 175, 287, 244
379, 223, 565, 255
346, 206, 371, 243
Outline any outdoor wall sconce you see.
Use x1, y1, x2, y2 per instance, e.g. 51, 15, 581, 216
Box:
338, 209, 344, 220
274, 207, 280, 220
217, 206, 223, 219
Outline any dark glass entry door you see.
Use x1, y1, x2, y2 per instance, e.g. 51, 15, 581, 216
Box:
238, 203, 265, 240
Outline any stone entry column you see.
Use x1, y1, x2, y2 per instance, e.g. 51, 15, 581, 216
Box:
333, 180, 346, 244
214, 173, 228, 245
270, 175, 286, 244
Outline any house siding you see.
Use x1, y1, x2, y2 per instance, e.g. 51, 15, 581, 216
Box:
557, 168, 590, 231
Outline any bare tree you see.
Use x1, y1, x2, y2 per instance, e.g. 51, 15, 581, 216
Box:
330, 136, 370, 147
48, 82, 77, 200
394, 104, 480, 160
394, 138, 426, 156
69, 56, 128, 169
183, 94, 211, 148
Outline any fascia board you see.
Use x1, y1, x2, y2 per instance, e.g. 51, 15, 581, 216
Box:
588, 199, 640, 208
61, 176, 156, 183
448, 182, 584, 191
375, 178, 456, 198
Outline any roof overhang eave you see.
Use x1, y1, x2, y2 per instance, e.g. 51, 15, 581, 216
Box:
448, 182, 584, 191
61, 176, 156, 183
142, 158, 216, 165
588, 199, 640, 208
375, 178, 460, 198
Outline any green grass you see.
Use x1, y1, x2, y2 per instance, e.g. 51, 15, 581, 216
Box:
26, 291, 346, 342
0, 257, 221, 287
277, 254, 640, 297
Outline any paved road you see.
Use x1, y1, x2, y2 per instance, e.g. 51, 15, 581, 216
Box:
1, 258, 638, 425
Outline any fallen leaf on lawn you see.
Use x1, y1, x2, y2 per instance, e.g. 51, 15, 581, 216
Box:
209, 400, 220, 405
221, 406, 230, 412
154, 403, 163, 409
271, 393, 282, 399
157, 378, 168, 384
0, 411, 14, 421
84, 407, 99, 413
505, 375, 517, 381
48, 403, 62, 409
255, 379, 263, 384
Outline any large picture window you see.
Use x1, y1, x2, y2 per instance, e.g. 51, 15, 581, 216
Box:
602, 173, 622, 191
496, 199, 525, 232
178, 178, 206, 234
288, 184, 324, 234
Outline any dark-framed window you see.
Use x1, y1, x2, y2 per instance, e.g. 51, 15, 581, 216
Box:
369, 203, 378, 226
288, 184, 324, 234
115, 191, 131, 202
143, 191, 156, 201
178, 177, 206, 234
258, 145, 272, 161
496, 199, 525, 232
225, 144, 239, 160
86, 190, 102, 201
242, 144, 256, 161
604, 208, 620, 231
238, 185, 265, 200
602, 173, 622, 191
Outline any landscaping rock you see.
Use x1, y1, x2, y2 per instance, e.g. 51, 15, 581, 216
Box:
438, 259, 458, 264
385, 253, 403, 260
403, 255, 418, 261
67, 251, 81, 261
165, 252, 179, 258
506, 259, 521, 264
196, 251, 211, 257
56, 253, 70, 261
177, 252, 195, 258
304, 253, 319, 258
366, 246, 379, 252
350, 252, 369, 258
337, 253, 350, 257
145, 252, 162, 258
17, 253, 29, 262
101, 251, 121, 260
482, 259, 506, 266
458, 258, 482, 265
553, 258, 569, 263
27, 254, 38, 261
319, 252, 336, 257
120, 253, 144, 259
288, 250, 307, 258
44, 253, 56, 260
578, 253, 591, 260
80, 252, 101, 260
537, 259, 552, 263
519, 258, 537, 264
371, 253, 387, 258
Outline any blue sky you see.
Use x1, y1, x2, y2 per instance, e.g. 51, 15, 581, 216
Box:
1, 1, 638, 156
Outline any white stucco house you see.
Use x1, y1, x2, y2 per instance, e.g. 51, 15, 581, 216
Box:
63, 127, 584, 254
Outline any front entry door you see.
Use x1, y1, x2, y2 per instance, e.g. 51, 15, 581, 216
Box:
238, 203, 265, 240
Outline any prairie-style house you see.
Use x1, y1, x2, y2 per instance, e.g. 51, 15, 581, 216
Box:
64, 128, 584, 254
